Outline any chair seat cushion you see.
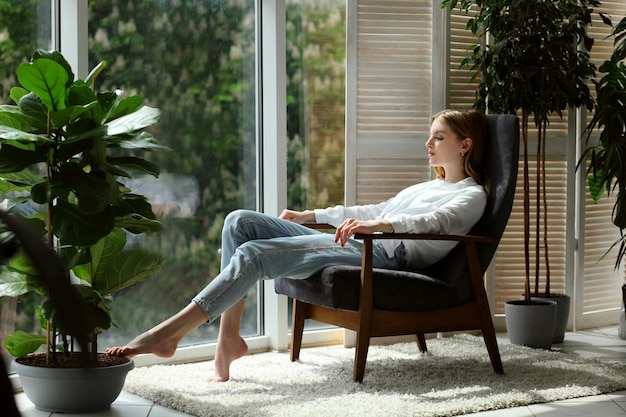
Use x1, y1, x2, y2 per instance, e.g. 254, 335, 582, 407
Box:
274, 265, 461, 311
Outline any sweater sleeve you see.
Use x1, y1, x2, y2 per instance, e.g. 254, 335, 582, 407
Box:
314, 200, 389, 227
384, 185, 486, 235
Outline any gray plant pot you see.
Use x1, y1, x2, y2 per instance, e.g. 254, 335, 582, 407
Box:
531, 294, 571, 344
505, 299, 557, 349
12, 356, 134, 413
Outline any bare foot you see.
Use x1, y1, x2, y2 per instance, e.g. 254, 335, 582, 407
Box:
207, 336, 248, 383
105, 330, 178, 358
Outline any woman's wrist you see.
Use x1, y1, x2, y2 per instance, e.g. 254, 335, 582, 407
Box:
304, 210, 316, 223
382, 221, 394, 233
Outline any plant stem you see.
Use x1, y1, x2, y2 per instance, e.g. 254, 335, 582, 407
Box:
523, 109, 531, 304
535, 119, 541, 295
541, 119, 551, 295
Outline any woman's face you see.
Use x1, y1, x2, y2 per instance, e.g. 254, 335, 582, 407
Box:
425, 118, 466, 169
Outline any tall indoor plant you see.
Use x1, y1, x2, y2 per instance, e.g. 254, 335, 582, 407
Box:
581, 14, 626, 336
582, 14, 626, 267
444, 0, 599, 347
0, 49, 166, 412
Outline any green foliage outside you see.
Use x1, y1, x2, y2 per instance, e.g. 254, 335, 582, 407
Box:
0, 0, 346, 349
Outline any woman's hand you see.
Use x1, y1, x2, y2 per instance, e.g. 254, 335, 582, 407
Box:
335, 219, 393, 247
279, 209, 315, 224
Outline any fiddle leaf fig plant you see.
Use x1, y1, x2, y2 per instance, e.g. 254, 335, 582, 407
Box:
0, 49, 167, 363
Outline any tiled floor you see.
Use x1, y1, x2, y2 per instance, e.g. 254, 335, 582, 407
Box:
13, 327, 626, 417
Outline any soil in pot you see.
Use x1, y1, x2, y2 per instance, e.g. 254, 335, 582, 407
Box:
16, 352, 128, 368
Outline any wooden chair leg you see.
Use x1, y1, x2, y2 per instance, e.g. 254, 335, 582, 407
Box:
465, 242, 504, 374
353, 330, 371, 383
415, 333, 427, 352
481, 325, 504, 374
290, 299, 307, 362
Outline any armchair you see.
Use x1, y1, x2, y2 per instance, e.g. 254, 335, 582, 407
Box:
275, 114, 519, 382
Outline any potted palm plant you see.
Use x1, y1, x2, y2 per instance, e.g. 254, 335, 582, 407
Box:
443, 0, 600, 347
0, 49, 166, 412
581, 14, 626, 336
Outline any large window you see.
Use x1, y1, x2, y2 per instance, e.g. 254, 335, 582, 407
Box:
88, 0, 259, 348
286, 0, 346, 211
285, 0, 346, 331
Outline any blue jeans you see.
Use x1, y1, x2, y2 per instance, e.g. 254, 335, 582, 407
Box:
192, 209, 403, 322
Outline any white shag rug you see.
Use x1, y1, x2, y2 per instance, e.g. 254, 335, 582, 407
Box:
123, 334, 626, 417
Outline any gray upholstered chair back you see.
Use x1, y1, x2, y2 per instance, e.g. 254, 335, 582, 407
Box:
419, 114, 519, 303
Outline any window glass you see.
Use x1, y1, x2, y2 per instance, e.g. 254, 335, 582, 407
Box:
88, 0, 258, 347
0, 0, 52, 367
285, 0, 346, 330
286, 0, 345, 211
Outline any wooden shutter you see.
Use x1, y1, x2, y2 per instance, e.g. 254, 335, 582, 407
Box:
448, 6, 480, 110
350, 0, 434, 205
576, 1, 626, 328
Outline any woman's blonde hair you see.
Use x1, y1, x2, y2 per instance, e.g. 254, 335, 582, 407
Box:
431, 109, 488, 186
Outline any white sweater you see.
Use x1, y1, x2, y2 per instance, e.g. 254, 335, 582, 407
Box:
314, 177, 487, 269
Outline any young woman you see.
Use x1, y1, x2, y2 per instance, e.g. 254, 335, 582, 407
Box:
106, 109, 489, 382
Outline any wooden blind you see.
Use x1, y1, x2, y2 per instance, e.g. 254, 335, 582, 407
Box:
494, 160, 568, 315
577, 1, 626, 327
354, 0, 434, 203
449, 6, 479, 110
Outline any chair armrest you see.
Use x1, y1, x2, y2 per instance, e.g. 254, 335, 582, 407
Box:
303, 223, 335, 230
354, 232, 496, 245
304, 223, 492, 319
303, 223, 496, 244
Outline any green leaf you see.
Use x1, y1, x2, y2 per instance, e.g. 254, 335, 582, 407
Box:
17, 58, 69, 112
51, 163, 113, 214
73, 228, 127, 283
30, 181, 50, 205
0, 105, 43, 132
587, 171, 606, 204
0, 144, 48, 173
85, 60, 107, 87
96, 91, 120, 123
9, 87, 29, 104
105, 106, 161, 137
115, 214, 163, 234
0, 267, 42, 297
105, 95, 143, 123
17, 92, 49, 128
7, 250, 40, 276
50, 102, 98, 129
51, 201, 115, 246
92, 249, 164, 295
0, 181, 30, 195
31, 50, 74, 87
108, 156, 160, 177
0, 125, 52, 150
42, 284, 111, 335
118, 132, 170, 152
4, 330, 46, 357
